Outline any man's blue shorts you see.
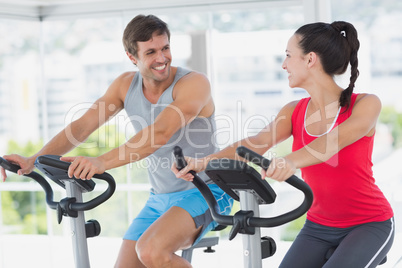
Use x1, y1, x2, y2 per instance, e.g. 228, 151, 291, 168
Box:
123, 184, 233, 245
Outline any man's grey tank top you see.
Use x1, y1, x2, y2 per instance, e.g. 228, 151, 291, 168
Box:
124, 67, 218, 194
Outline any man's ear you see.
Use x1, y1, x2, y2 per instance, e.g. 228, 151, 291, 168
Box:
126, 51, 137, 65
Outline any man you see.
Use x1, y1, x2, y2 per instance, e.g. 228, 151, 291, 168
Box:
1, 14, 232, 267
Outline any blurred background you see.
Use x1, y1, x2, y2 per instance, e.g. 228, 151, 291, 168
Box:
0, 0, 401, 267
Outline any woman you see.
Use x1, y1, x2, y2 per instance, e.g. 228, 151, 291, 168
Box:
173, 21, 394, 268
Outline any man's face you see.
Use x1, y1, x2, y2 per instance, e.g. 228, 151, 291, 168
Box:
132, 32, 172, 83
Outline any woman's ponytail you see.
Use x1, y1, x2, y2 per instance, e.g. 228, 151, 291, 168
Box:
331, 21, 360, 109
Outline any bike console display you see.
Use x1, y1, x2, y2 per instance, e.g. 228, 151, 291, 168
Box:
205, 158, 276, 205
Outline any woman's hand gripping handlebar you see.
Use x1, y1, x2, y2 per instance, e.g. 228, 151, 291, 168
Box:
173, 145, 313, 240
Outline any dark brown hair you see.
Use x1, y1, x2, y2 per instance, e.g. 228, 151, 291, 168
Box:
123, 14, 170, 58
295, 21, 360, 109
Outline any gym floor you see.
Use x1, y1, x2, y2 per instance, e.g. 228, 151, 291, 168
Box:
0, 232, 401, 267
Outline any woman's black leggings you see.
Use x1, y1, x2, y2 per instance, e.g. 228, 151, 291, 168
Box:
279, 218, 395, 268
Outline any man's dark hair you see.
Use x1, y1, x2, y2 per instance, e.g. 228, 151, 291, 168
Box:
123, 14, 170, 57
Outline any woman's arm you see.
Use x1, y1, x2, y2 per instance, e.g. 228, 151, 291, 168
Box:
173, 100, 298, 181
264, 94, 381, 181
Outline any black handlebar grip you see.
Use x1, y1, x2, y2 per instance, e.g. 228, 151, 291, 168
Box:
173, 146, 188, 171
0, 157, 21, 174
236, 146, 271, 170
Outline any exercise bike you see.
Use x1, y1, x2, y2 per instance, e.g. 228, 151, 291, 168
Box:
0, 155, 116, 268
174, 145, 313, 268
174, 146, 391, 267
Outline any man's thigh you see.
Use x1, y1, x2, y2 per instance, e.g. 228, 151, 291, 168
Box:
124, 188, 209, 250
124, 185, 232, 249
139, 206, 201, 251
123, 193, 165, 241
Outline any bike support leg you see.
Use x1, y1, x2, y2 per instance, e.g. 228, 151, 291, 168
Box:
66, 181, 90, 268
239, 191, 262, 268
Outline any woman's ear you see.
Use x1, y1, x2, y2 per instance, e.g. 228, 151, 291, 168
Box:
307, 52, 317, 67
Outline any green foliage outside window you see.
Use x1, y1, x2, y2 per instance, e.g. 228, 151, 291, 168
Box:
379, 106, 402, 148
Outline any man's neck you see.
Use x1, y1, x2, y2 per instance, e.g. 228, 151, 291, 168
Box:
142, 66, 177, 104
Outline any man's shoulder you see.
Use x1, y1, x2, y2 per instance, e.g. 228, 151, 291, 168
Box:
115, 71, 137, 91
176, 68, 208, 85
107, 71, 136, 102
118, 71, 136, 82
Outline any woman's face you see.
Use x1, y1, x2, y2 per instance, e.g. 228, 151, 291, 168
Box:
282, 34, 310, 88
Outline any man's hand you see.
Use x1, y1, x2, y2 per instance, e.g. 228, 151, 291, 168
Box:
1, 154, 35, 182
171, 157, 208, 182
60, 156, 106, 180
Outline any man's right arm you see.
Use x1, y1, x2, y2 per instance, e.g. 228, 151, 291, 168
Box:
1, 72, 133, 180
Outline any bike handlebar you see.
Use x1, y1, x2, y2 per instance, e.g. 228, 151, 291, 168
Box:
0, 156, 116, 213
235, 146, 313, 227
36, 155, 116, 211
1, 157, 58, 210
173, 146, 313, 233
